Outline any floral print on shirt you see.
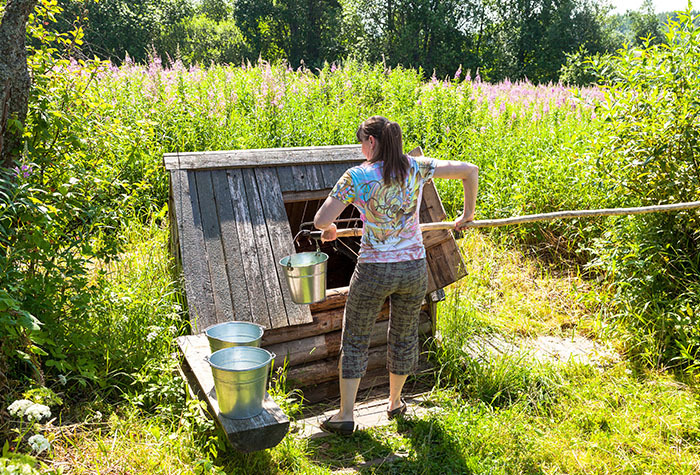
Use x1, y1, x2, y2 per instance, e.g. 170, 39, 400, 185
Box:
330, 156, 437, 263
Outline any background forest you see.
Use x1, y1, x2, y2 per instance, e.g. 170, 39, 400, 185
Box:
52, 0, 693, 83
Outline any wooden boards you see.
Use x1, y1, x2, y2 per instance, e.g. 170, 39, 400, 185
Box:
420, 180, 467, 293
164, 145, 363, 171
170, 168, 313, 331
176, 334, 289, 453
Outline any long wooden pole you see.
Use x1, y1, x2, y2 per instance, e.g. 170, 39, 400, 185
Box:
319, 200, 700, 238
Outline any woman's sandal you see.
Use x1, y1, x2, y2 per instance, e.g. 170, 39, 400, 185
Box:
387, 399, 407, 420
320, 417, 355, 436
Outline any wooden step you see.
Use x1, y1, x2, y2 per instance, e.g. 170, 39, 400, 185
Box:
293, 392, 434, 439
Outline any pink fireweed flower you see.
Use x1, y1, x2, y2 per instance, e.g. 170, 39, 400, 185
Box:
454, 65, 462, 81
13, 164, 32, 179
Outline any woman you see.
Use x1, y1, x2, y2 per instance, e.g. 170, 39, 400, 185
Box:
313, 116, 478, 435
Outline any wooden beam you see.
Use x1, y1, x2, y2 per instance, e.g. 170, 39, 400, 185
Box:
164, 145, 363, 170
282, 189, 331, 203
265, 316, 431, 369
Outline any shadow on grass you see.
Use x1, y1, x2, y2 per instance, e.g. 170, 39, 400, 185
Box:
304, 416, 475, 474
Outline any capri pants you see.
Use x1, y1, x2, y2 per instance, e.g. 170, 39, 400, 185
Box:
340, 258, 428, 379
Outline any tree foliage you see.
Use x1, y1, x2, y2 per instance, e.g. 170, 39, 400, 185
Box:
47, 0, 626, 83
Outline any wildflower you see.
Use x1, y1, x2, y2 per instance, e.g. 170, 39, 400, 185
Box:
25, 404, 51, 422
13, 164, 32, 179
480, 126, 487, 133
28, 434, 51, 454
331, 62, 337, 73
454, 65, 462, 81
511, 112, 517, 121
8, 399, 34, 417
416, 99, 422, 106
58, 374, 67, 386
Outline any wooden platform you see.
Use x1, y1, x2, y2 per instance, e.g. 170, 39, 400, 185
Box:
176, 334, 289, 453
294, 392, 434, 439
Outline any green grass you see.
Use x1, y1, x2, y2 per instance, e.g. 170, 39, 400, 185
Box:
6, 61, 699, 473
13, 227, 696, 474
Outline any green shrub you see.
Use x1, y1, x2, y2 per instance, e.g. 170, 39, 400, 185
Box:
589, 8, 700, 371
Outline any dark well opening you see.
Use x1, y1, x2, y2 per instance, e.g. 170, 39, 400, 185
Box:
284, 196, 362, 289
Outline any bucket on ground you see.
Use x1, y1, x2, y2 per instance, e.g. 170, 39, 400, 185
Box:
205, 321, 265, 353
207, 346, 275, 419
279, 251, 329, 304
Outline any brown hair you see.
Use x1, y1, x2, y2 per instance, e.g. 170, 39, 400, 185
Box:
356, 116, 409, 186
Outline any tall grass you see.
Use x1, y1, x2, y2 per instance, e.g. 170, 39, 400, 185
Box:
63, 59, 606, 227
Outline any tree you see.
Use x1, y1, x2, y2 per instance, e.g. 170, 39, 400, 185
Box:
0, 0, 39, 168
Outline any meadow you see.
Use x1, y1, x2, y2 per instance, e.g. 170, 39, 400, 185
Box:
3, 16, 700, 472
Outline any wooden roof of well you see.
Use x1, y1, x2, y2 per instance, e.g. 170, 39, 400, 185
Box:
167, 145, 364, 332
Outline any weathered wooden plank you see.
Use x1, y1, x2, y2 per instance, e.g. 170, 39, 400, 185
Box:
305, 165, 324, 191
309, 286, 349, 313
300, 359, 434, 404
275, 166, 296, 193
265, 318, 431, 369
286, 330, 433, 388
227, 169, 272, 328
426, 241, 463, 293
164, 145, 363, 170
172, 170, 216, 332
176, 334, 289, 453
255, 167, 313, 326
241, 168, 288, 329
291, 165, 313, 192
321, 162, 352, 189
195, 171, 235, 323
282, 189, 331, 203
286, 344, 389, 387
212, 170, 252, 323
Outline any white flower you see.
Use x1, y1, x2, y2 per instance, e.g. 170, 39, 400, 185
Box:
58, 374, 67, 385
28, 434, 51, 454
24, 404, 51, 422
8, 399, 34, 417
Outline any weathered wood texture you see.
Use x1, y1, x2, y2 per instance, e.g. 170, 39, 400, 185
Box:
164, 144, 363, 170
266, 313, 431, 369
176, 334, 289, 452
169, 167, 314, 331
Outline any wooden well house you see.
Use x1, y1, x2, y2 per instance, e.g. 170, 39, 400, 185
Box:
166, 144, 465, 451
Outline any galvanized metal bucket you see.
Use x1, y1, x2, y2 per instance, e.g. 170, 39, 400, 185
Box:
279, 251, 329, 304
204, 321, 265, 354
207, 346, 275, 419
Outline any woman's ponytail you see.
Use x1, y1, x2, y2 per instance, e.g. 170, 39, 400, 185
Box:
356, 116, 408, 186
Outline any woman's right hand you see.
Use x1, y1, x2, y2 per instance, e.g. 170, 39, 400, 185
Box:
454, 211, 475, 231
321, 223, 338, 242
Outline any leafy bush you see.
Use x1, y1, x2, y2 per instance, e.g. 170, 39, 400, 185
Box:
559, 46, 602, 86
589, 9, 700, 370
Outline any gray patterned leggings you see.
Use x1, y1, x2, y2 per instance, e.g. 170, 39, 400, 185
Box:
340, 258, 428, 379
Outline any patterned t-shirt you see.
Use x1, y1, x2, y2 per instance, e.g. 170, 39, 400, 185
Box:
329, 156, 437, 263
